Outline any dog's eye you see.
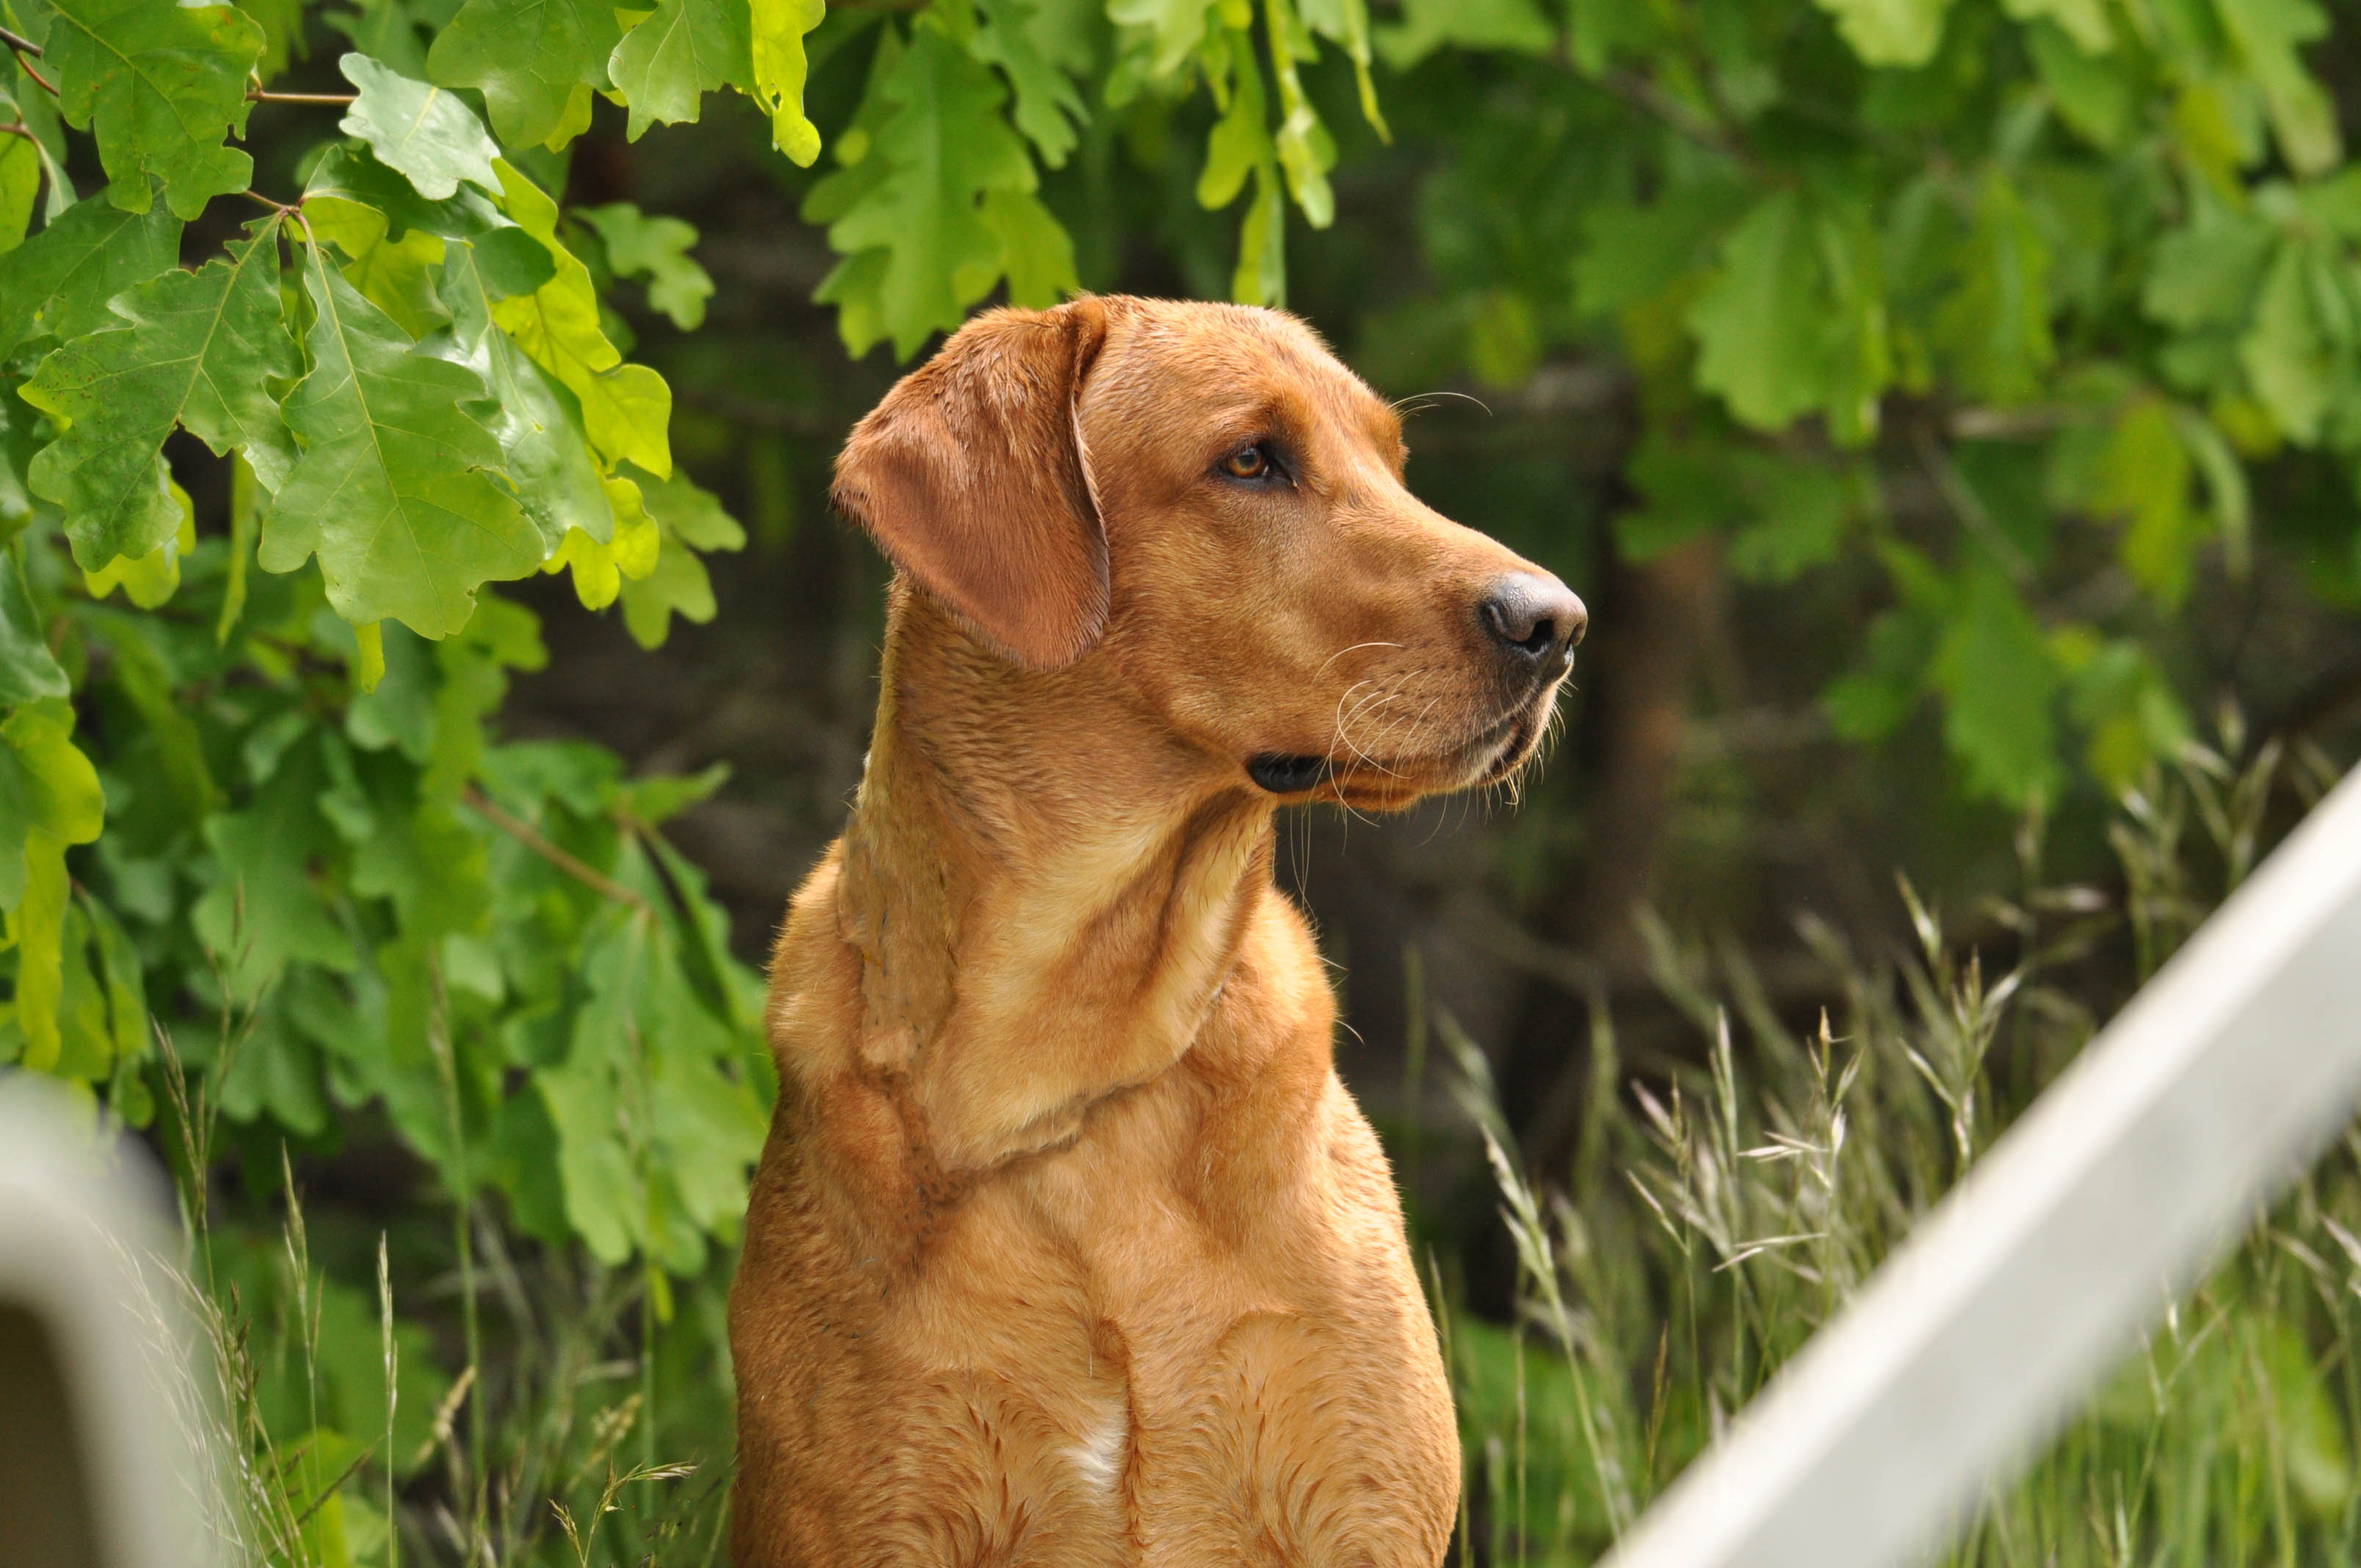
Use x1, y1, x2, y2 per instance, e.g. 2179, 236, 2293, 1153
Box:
1219, 443, 1273, 482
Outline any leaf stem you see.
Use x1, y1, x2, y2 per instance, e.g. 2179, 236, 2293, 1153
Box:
247, 88, 358, 105
461, 786, 650, 910
2, 29, 58, 97
237, 187, 301, 215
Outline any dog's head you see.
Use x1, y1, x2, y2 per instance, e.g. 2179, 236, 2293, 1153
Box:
833, 296, 1585, 812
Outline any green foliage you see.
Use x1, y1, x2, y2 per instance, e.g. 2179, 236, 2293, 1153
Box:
1368, 0, 2361, 813
0, 0, 774, 1417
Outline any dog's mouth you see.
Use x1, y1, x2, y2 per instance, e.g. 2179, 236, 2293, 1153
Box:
1247, 752, 1332, 794
1245, 683, 1559, 808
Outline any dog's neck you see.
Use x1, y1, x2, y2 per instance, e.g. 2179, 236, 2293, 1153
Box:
836, 592, 1278, 1173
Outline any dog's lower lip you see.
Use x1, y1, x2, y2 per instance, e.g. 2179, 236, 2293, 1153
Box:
1247, 753, 1330, 793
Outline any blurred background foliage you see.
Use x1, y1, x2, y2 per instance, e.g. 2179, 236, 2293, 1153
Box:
4, 0, 2361, 1558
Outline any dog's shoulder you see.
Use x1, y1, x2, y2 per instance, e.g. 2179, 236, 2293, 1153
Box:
763, 843, 861, 1077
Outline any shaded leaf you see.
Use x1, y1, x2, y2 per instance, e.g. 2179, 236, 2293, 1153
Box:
22, 228, 299, 570
1930, 557, 2061, 806
490, 161, 674, 475
0, 191, 180, 358
0, 553, 69, 708
1375, 0, 1552, 70
580, 202, 713, 330
425, 239, 615, 555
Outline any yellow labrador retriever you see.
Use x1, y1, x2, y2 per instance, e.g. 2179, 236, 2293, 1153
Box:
730, 296, 1586, 1566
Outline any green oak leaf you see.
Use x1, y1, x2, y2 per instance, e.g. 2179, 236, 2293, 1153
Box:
2000, 0, 2111, 53
426, 0, 624, 148
425, 240, 615, 555
1687, 189, 1835, 432
2023, 19, 2134, 149
2096, 397, 2202, 609
0, 553, 70, 709
2143, 205, 2274, 331
979, 186, 1077, 308
490, 162, 672, 476
190, 733, 356, 992
1930, 556, 2061, 807
2215, 0, 2340, 178
0, 132, 37, 254
0, 190, 181, 357
808, 23, 1036, 358
0, 705, 103, 1068
1825, 603, 1940, 744
21, 230, 299, 571
302, 194, 450, 338
259, 244, 543, 636
37, 0, 261, 218
580, 203, 713, 330
1374, 0, 1552, 70
617, 467, 742, 647
2238, 240, 2337, 444
1268, 10, 1335, 229
750, 0, 826, 165
1931, 173, 2054, 406
338, 54, 504, 200
606, 0, 752, 140
1573, 178, 1740, 318
972, 0, 1086, 168
1812, 0, 1954, 65
1106, 0, 1219, 76
1195, 27, 1269, 211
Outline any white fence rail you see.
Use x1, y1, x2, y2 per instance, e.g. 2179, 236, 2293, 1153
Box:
1599, 764, 2361, 1568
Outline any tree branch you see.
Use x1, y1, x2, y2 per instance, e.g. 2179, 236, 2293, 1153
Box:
462, 786, 650, 910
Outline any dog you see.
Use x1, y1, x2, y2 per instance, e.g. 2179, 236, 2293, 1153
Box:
729, 295, 1586, 1566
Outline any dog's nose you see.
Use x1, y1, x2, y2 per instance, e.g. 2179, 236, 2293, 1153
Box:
1479, 573, 1586, 666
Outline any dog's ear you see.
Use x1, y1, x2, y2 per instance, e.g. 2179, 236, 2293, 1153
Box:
833, 300, 1112, 671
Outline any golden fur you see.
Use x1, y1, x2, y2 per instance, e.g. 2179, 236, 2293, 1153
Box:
730, 297, 1585, 1566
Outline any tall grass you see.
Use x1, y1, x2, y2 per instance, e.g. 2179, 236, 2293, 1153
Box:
1441, 730, 2361, 1567
143, 968, 733, 1568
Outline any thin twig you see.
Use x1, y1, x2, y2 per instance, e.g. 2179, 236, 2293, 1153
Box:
5, 51, 57, 101
0, 120, 30, 141
247, 88, 358, 105
237, 187, 300, 214
461, 786, 650, 910
3, 29, 57, 98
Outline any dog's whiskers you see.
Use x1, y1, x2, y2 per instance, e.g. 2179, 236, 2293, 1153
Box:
1315, 640, 1406, 678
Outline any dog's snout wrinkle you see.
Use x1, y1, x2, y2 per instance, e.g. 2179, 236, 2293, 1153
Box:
1479, 572, 1586, 666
